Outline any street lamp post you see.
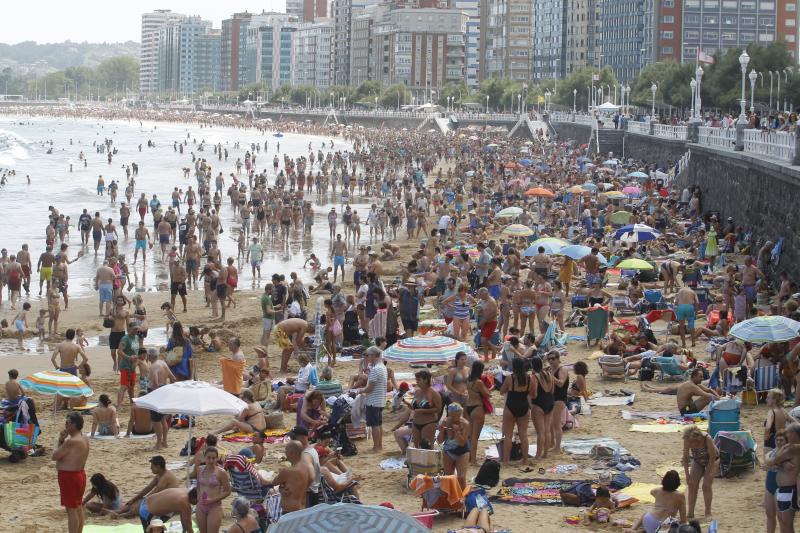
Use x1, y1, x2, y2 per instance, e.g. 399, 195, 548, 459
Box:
738, 51, 750, 124
749, 69, 758, 112
769, 71, 774, 113
572, 88, 577, 113
517, 94, 521, 115
783, 68, 792, 112
544, 90, 551, 112
625, 85, 631, 116
485, 95, 489, 114
690, 79, 697, 119
586, 86, 591, 110
695, 66, 703, 120
650, 83, 657, 119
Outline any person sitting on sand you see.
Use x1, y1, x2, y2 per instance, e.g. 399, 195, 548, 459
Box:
303, 253, 321, 269
125, 391, 154, 437
5, 369, 23, 401
82, 473, 122, 515
114, 455, 180, 518
630, 470, 686, 533
675, 369, 719, 415
91, 394, 119, 438
226, 497, 261, 533
215, 389, 266, 434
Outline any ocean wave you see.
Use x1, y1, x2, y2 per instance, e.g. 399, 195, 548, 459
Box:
0, 129, 31, 167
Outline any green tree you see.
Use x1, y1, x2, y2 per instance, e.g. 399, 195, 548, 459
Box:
629, 60, 693, 109
94, 56, 139, 97
354, 80, 382, 102
380, 84, 411, 109
436, 81, 470, 108
555, 67, 618, 111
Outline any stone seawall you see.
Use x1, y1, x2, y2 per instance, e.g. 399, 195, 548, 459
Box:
624, 132, 688, 169
551, 122, 593, 147
677, 144, 800, 279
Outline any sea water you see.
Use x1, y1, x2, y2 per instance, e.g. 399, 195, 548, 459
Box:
0, 116, 366, 299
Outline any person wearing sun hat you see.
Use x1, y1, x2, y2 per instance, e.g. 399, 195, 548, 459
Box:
145, 518, 165, 532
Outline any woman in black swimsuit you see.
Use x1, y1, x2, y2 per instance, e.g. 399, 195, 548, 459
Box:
411, 369, 442, 449
530, 356, 554, 461
500, 357, 531, 465
466, 360, 492, 466
547, 351, 570, 454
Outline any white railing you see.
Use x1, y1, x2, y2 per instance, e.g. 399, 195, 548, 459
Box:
627, 121, 650, 135
653, 124, 688, 140
743, 129, 796, 163
697, 126, 736, 150
550, 111, 572, 122
574, 114, 596, 125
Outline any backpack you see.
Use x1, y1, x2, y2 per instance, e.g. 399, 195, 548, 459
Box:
342, 310, 361, 343
638, 358, 655, 381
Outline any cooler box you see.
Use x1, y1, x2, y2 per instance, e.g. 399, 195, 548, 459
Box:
708, 398, 740, 437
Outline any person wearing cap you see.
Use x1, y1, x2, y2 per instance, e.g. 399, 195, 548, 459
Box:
144, 518, 166, 532
115, 455, 181, 518
116, 320, 140, 408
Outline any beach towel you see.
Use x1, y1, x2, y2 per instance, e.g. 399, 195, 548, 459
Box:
219, 357, 246, 395
629, 421, 708, 433
85, 520, 198, 532
84, 432, 154, 440
587, 393, 635, 406
562, 437, 629, 456
479, 426, 503, 441
70, 403, 98, 411
492, 478, 594, 506
380, 457, 407, 470
617, 483, 658, 504
621, 411, 680, 421
220, 429, 291, 443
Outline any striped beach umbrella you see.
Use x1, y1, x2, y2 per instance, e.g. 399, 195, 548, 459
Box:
447, 245, 481, 259
19, 370, 93, 398
730, 316, 800, 343
269, 503, 429, 533
383, 334, 475, 365
502, 224, 534, 237
496, 206, 523, 217
613, 224, 660, 242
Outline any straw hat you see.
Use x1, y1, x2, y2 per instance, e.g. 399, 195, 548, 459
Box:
253, 346, 268, 357
146, 519, 165, 531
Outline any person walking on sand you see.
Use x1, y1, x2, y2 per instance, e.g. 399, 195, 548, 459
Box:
147, 349, 176, 450
331, 233, 347, 284
52, 412, 90, 533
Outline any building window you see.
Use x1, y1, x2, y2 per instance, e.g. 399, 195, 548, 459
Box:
788, 19, 797, 26
685, 30, 700, 39
787, 34, 797, 42
661, 46, 674, 54
741, 16, 756, 25
721, 31, 737, 40
788, 3, 797, 11
685, 14, 700, 24
663, 15, 675, 23
704, 0, 719, 6
663, 0, 675, 6
662, 30, 674, 39
760, 2, 775, 9
722, 0, 737, 6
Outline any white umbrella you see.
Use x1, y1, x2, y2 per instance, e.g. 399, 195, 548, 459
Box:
134, 381, 247, 483
268, 503, 429, 533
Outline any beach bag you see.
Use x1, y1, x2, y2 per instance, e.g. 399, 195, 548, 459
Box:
560, 481, 595, 506
331, 319, 343, 337
495, 439, 523, 461
102, 317, 114, 328
610, 472, 632, 490
638, 358, 655, 382
474, 459, 501, 488
3, 412, 39, 452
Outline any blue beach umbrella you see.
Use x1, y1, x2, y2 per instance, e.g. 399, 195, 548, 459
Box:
730, 316, 800, 343
557, 244, 608, 264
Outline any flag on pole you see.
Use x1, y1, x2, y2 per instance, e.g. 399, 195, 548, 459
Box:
698, 50, 715, 64
592, 73, 600, 81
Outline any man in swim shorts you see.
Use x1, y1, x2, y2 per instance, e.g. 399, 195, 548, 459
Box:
677, 369, 718, 415
52, 412, 89, 533
674, 286, 698, 348
95, 263, 115, 316
330, 233, 347, 284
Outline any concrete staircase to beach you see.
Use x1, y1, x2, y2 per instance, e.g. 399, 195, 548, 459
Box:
597, 128, 625, 160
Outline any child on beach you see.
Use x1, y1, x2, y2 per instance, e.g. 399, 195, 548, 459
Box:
13, 302, 31, 348
35, 309, 47, 341
588, 485, 615, 523
75, 328, 89, 348
207, 330, 224, 352
304, 253, 321, 269
160, 302, 177, 333
47, 284, 61, 337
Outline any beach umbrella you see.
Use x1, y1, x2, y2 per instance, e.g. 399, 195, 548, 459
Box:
20, 370, 94, 418
603, 159, 619, 166
518, 158, 533, 167
567, 185, 589, 194
135, 381, 247, 484
577, 156, 592, 163
447, 246, 481, 259
582, 182, 598, 192
622, 186, 642, 197
524, 187, 555, 198
613, 224, 659, 241
628, 171, 649, 179
730, 316, 800, 343
609, 210, 633, 224
465, 170, 475, 177
20, 370, 92, 398
615, 258, 655, 270
383, 335, 475, 365
557, 244, 608, 264
524, 237, 568, 256
502, 224, 534, 237
268, 503, 429, 533
496, 206, 523, 217
520, 147, 530, 154
536, 163, 552, 172
602, 191, 626, 200
504, 162, 517, 169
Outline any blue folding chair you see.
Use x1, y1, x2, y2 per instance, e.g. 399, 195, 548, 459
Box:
652, 356, 687, 381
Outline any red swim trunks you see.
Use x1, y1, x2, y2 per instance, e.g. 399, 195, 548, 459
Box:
480, 321, 497, 339
120, 369, 136, 388
58, 470, 86, 509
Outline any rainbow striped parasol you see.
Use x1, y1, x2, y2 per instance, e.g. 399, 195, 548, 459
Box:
502, 224, 534, 237
383, 334, 475, 365
447, 246, 481, 259
19, 370, 93, 398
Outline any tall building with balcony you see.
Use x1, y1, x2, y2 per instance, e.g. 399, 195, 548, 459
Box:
332, 0, 384, 86
533, 0, 567, 80
599, 0, 656, 81
453, 0, 481, 87
243, 14, 299, 93
655, 0, 682, 62
479, 0, 533, 81
140, 9, 187, 93
156, 17, 217, 95
292, 20, 334, 89
680, 0, 799, 63
565, 0, 601, 74
370, 7, 467, 97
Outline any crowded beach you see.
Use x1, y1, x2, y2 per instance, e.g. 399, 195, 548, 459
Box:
0, 104, 793, 533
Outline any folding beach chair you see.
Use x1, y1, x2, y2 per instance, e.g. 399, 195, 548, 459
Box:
754, 363, 780, 393
652, 356, 687, 382
538, 321, 568, 357
713, 430, 756, 477
642, 289, 668, 312
320, 476, 361, 504
597, 354, 627, 381
612, 295, 638, 316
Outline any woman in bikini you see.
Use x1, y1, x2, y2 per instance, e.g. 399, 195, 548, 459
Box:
516, 281, 536, 337
91, 394, 119, 438
465, 360, 491, 466
195, 447, 231, 533
445, 352, 470, 406
82, 473, 122, 515
410, 370, 442, 449
437, 403, 472, 490
533, 275, 553, 336
500, 357, 531, 465
441, 285, 474, 341
631, 470, 686, 533
529, 356, 554, 461
548, 351, 570, 454
764, 430, 789, 533
681, 425, 719, 520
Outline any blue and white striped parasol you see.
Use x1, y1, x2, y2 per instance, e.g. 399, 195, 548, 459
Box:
729, 316, 800, 343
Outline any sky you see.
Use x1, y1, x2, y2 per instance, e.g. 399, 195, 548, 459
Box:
0, 1, 286, 44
